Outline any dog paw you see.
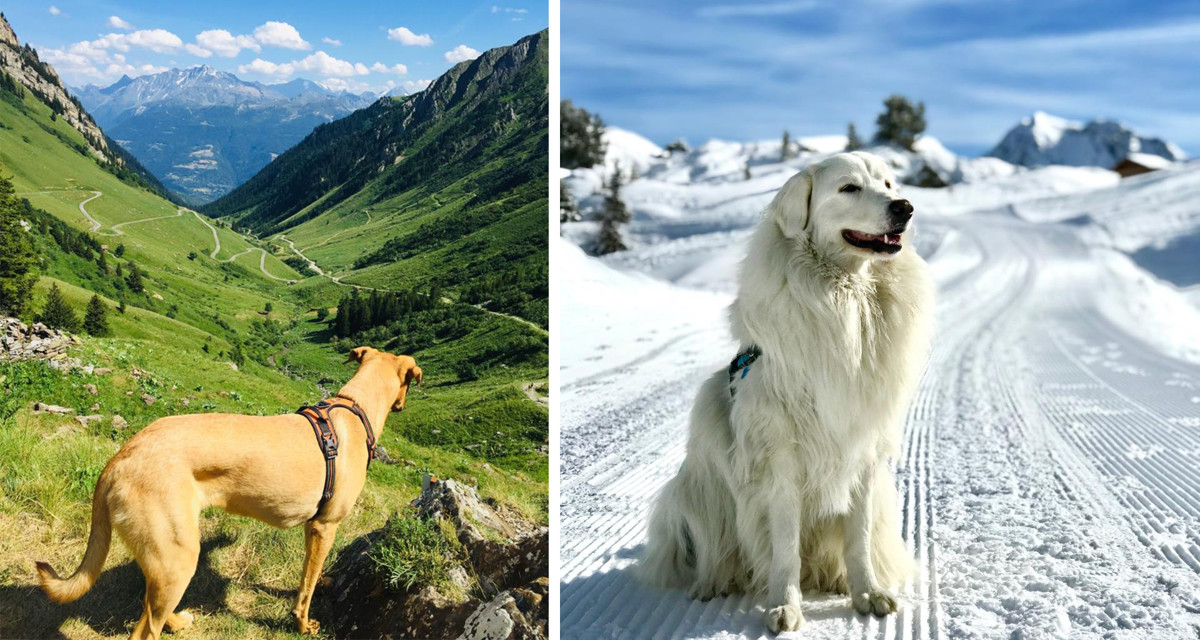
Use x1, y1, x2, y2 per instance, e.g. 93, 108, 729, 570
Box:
295, 617, 321, 635
852, 589, 899, 616
166, 610, 194, 632
763, 604, 805, 633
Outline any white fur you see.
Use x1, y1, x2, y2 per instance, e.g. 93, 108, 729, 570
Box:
641, 152, 934, 633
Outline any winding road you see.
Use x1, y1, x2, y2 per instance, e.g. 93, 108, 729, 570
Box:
191, 211, 290, 281
560, 213, 1200, 638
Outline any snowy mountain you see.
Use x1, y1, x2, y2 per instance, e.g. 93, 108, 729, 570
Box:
74, 66, 375, 203
986, 111, 1186, 169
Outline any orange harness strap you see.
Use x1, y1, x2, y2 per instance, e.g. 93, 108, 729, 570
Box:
296, 397, 377, 520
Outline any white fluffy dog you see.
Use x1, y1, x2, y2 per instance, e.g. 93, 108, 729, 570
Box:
642, 152, 934, 633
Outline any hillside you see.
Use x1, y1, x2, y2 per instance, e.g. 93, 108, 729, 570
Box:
0, 14, 547, 640
0, 13, 168, 199
75, 66, 374, 204
206, 30, 549, 326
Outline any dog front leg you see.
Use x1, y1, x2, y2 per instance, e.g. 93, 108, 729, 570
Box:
292, 520, 339, 635
763, 498, 804, 633
844, 470, 898, 616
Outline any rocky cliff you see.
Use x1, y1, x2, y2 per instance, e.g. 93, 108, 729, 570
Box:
0, 12, 113, 164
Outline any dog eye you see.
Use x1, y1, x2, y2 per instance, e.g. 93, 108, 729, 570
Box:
885, 181, 892, 189
839, 184, 860, 194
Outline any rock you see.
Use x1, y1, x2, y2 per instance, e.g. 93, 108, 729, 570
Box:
181, 398, 190, 407
374, 445, 398, 465
459, 578, 548, 640
226, 362, 238, 371
75, 414, 103, 427
112, 415, 129, 430
141, 393, 156, 406
94, 368, 112, 375
32, 403, 74, 415
89, 403, 100, 412
328, 478, 548, 640
151, 292, 164, 301
84, 383, 98, 396
1, 317, 72, 363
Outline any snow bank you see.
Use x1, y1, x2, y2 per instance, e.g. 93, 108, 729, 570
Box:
1014, 162, 1200, 251
559, 239, 730, 383
1093, 249, 1200, 365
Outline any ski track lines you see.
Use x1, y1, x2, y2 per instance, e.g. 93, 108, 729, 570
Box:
561, 217, 1200, 638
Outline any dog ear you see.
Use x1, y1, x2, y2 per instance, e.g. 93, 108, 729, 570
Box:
345, 346, 371, 363
770, 168, 814, 239
398, 357, 422, 386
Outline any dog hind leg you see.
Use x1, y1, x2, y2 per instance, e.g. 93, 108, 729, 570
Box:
128, 538, 200, 640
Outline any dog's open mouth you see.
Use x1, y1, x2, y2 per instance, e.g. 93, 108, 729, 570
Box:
842, 229, 903, 254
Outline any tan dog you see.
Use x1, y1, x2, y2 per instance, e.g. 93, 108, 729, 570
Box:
35, 346, 422, 639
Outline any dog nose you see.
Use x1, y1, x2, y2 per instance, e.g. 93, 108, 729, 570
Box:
888, 199, 913, 222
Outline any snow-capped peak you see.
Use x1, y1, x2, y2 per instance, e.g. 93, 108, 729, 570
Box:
988, 112, 1184, 169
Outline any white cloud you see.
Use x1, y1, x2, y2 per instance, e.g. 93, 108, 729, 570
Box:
48, 6, 62, 16
492, 6, 528, 13
444, 45, 481, 63
253, 21, 310, 50
195, 29, 260, 57
388, 27, 433, 46
322, 37, 343, 47
371, 62, 409, 75
184, 43, 212, 58
108, 16, 134, 30
238, 51, 369, 79
403, 79, 432, 93
122, 29, 183, 53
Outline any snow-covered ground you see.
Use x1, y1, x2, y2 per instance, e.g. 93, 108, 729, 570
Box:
560, 132, 1200, 638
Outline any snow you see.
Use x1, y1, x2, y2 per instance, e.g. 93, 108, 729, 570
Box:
561, 125, 1200, 639
603, 127, 664, 179
987, 111, 1186, 169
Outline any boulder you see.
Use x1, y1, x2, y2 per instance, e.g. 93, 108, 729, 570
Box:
112, 415, 129, 430
328, 478, 548, 640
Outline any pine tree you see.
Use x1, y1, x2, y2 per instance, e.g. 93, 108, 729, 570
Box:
115, 244, 125, 257
593, 164, 630, 255
0, 175, 38, 318
781, 130, 793, 161
846, 122, 863, 151
561, 100, 607, 169
559, 179, 579, 223
38, 284, 79, 332
83, 294, 110, 336
126, 262, 144, 293
118, 296, 127, 314
874, 95, 926, 151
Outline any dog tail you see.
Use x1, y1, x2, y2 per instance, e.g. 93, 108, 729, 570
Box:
36, 475, 112, 604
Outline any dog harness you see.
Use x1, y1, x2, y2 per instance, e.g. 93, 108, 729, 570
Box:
296, 397, 377, 519
728, 344, 762, 396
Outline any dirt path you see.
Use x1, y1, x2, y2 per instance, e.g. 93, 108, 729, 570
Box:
192, 212, 290, 281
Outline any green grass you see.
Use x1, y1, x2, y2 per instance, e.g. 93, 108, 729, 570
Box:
370, 512, 468, 596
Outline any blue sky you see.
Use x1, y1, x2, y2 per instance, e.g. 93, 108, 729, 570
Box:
4, 1, 547, 94
563, 0, 1200, 155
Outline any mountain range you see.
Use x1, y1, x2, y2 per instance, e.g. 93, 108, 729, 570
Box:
986, 111, 1186, 169
74, 66, 375, 204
